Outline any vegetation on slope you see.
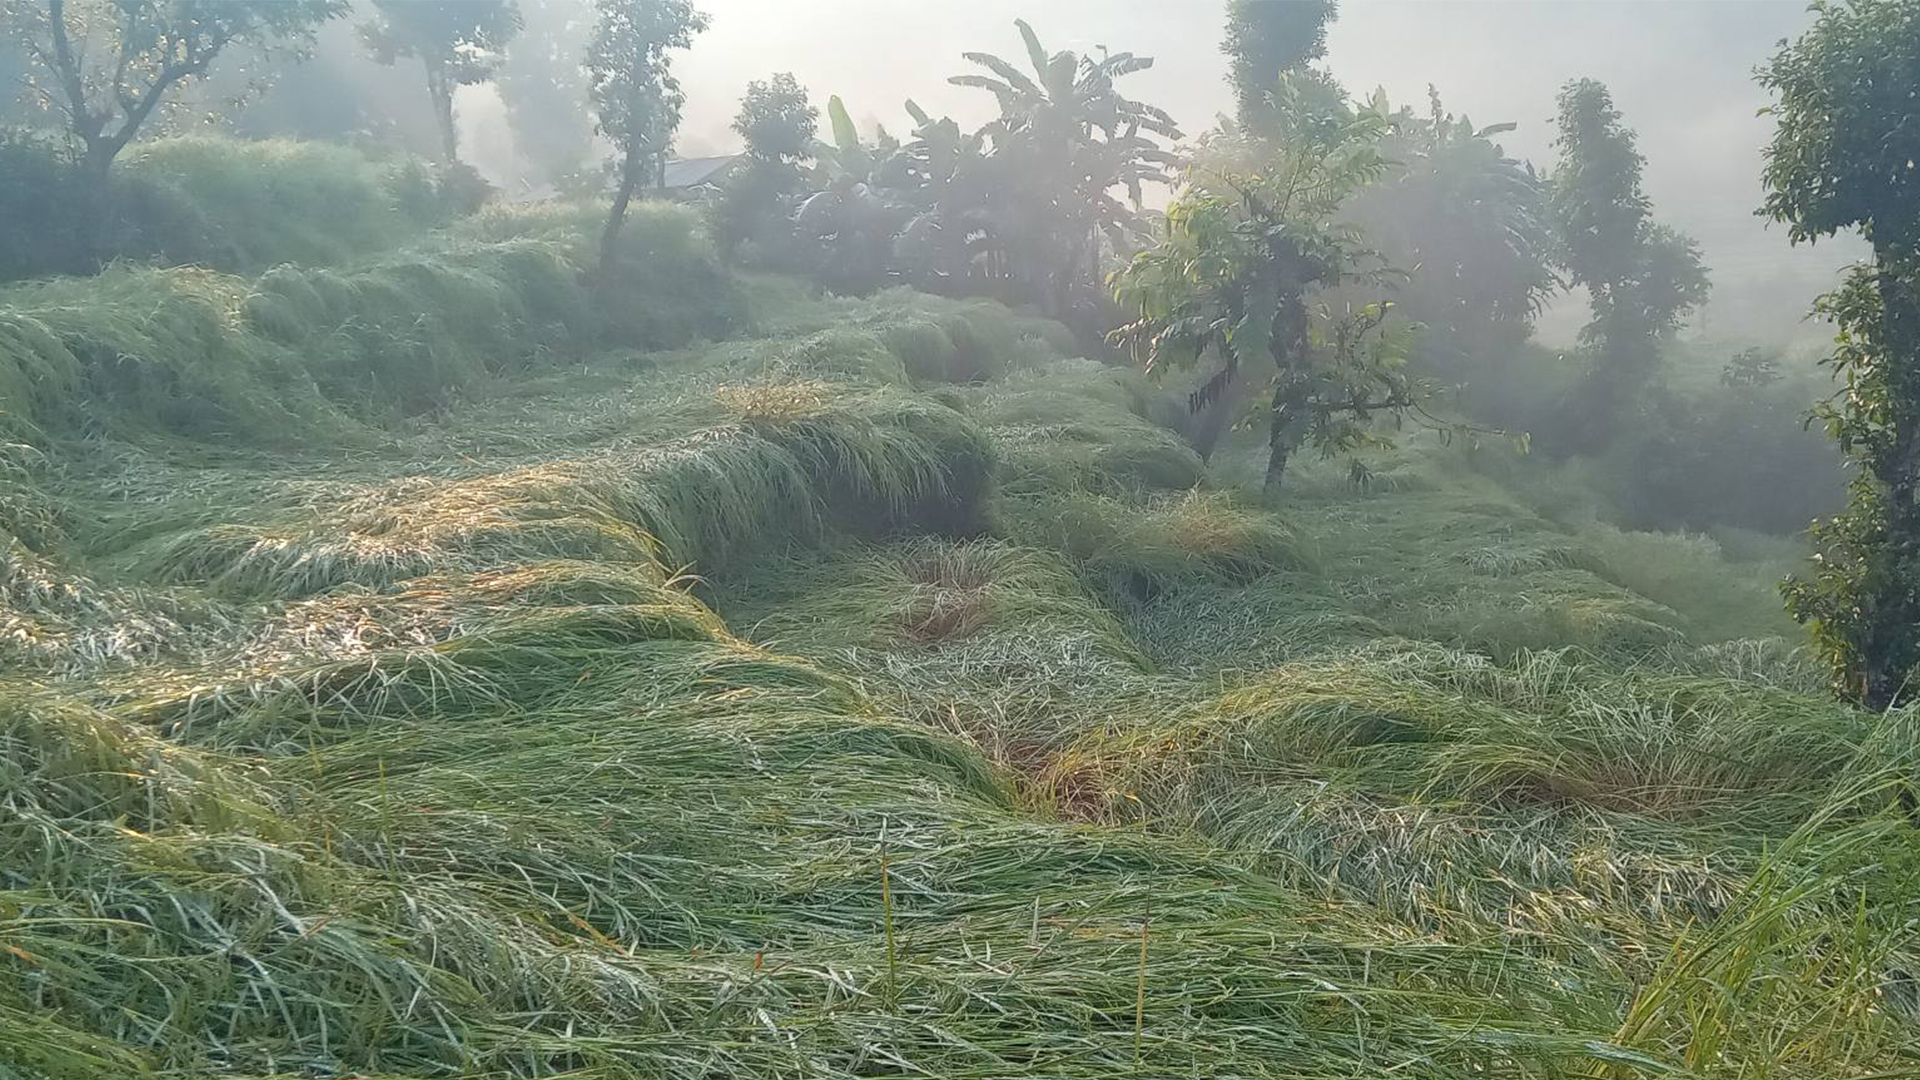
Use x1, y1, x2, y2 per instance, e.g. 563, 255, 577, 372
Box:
2, 194, 1915, 1080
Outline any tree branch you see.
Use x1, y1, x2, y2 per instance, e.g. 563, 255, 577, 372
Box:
45, 0, 100, 142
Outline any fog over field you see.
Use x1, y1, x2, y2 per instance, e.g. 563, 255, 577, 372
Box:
638, 0, 1864, 344
5, 0, 1920, 1074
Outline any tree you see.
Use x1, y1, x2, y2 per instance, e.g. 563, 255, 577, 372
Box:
950, 19, 1181, 314
1112, 79, 1407, 497
360, 0, 522, 164
794, 95, 911, 294
1346, 89, 1556, 386
886, 100, 997, 292
1761, 0, 1920, 707
497, 0, 595, 191
1173, 0, 1343, 458
5, 0, 345, 247
585, 0, 707, 279
1548, 78, 1710, 450
1221, 0, 1338, 139
734, 71, 817, 163
710, 72, 816, 262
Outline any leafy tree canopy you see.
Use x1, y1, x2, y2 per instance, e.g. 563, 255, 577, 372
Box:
586, 0, 708, 276
1761, 0, 1920, 706
360, 0, 522, 161
6, 0, 345, 170
733, 71, 817, 163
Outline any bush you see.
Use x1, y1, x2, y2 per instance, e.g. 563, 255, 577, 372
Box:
464, 200, 745, 348
0, 131, 94, 280
0, 135, 486, 284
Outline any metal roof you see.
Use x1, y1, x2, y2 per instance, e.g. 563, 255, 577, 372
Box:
660, 155, 742, 189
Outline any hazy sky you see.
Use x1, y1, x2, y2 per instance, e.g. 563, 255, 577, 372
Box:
645, 0, 1862, 344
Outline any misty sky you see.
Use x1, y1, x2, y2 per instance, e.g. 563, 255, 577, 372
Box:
646, 0, 1863, 345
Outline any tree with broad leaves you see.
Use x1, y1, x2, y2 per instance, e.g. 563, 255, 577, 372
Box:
360, 0, 523, 164
1345, 88, 1556, 388
1177, 0, 1342, 459
950, 18, 1181, 315
4, 0, 345, 252
1761, 0, 1920, 707
585, 0, 707, 279
1112, 79, 1420, 498
885, 99, 998, 292
794, 95, 911, 294
1548, 78, 1710, 452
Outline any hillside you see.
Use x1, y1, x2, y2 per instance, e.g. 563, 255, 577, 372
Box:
3, 202, 1917, 1079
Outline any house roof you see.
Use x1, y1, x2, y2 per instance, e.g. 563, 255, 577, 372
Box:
661, 155, 742, 189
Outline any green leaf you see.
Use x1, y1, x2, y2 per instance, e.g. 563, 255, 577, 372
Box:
1015, 18, 1049, 81
827, 94, 860, 154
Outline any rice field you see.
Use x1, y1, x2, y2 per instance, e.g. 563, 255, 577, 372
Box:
2, 215, 1916, 1079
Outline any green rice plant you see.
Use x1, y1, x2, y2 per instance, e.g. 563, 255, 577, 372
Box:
123, 387, 990, 599
459, 197, 746, 346
119, 137, 425, 271
1575, 520, 1800, 641
999, 489, 1311, 602
0, 266, 357, 445
7, 230, 1913, 1080
732, 327, 910, 386
879, 318, 961, 382
728, 539, 1136, 654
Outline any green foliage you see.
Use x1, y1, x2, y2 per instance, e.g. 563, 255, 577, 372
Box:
495, 0, 596, 189
1346, 89, 1556, 385
585, 0, 708, 277
1112, 82, 1410, 496
1221, 0, 1337, 136
950, 19, 1182, 315
733, 70, 818, 163
122, 137, 435, 266
0, 133, 489, 283
1761, 0, 1920, 706
1759, 0, 1920, 256
0, 205, 741, 447
1548, 78, 1711, 450
359, 0, 522, 162
0, 129, 92, 278
710, 73, 818, 265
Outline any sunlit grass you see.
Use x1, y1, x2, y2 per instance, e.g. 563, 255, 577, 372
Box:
1, 250, 1910, 1079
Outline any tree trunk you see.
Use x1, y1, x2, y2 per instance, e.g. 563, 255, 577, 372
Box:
1262, 380, 1308, 500
1263, 434, 1293, 499
78, 141, 117, 270
1860, 256, 1920, 709
599, 142, 644, 281
426, 59, 458, 164
1261, 289, 1311, 500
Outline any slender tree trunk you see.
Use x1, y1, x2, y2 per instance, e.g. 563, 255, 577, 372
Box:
426, 59, 458, 164
1860, 255, 1920, 709
1262, 380, 1308, 500
1261, 291, 1311, 499
599, 142, 644, 280
78, 140, 118, 269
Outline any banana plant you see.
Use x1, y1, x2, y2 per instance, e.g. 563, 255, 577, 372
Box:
949, 18, 1182, 313
793, 95, 911, 294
